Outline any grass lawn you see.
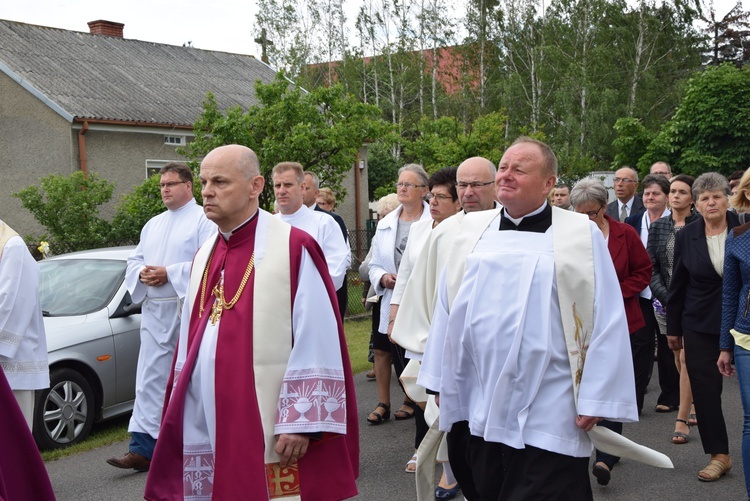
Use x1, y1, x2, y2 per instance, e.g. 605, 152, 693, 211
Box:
42, 317, 373, 462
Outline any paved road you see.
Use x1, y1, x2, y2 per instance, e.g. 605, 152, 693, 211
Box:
46, 365, 747, 500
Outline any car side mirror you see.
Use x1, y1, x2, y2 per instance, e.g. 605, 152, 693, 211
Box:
111, 291, 142, 318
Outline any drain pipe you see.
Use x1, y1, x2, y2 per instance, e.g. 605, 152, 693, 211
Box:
78, 121, 89, 176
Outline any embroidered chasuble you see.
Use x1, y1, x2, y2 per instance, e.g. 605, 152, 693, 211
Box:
145, 210, 359, 501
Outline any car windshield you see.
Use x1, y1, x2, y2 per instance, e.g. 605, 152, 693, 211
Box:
39, 259, 126, 316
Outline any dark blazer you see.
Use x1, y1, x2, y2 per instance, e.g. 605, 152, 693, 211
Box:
605, 195, 644, 221
314, 205, 348, 241
647, 212, 701, 304
667, 211, 741, 337
606, 214, 653, 333
314, 205, 349, 318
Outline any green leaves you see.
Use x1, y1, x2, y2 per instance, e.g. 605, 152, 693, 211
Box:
637, 64, 750, 176
184, 73, 388, 210
13, 172, 114, 253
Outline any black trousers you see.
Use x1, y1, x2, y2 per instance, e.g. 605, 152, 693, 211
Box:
684, 329, 729, 455
631, 298, 657, 414
449, 427, 593, 501
447, 421, 479, 500
656, 331, 680, 408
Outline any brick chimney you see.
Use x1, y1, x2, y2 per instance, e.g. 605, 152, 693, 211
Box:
87, 20, 124, 38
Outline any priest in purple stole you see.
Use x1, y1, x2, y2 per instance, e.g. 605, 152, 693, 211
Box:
0, 365, 55, 500
145, 145, 359, 501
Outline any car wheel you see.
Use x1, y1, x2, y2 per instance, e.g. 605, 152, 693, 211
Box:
33, 367, 95, 450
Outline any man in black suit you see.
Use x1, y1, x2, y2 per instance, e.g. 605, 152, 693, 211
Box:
605, 167, 644, 221
303, 171, 350, 318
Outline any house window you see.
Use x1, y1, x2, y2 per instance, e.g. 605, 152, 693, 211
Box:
164, 135, 185, 146
146, 159, 176, 178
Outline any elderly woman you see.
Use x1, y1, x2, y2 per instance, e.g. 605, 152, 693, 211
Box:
367, 165, 431, 425
719, 168, 750, 499
360, 194, 401, 380
570, 178, 652, 486
648, 174, 699, 444
668, 172, 739, 482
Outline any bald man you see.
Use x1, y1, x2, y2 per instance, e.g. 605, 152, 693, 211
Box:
145, 145, 359, 501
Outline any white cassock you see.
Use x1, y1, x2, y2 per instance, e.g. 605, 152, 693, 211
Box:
0, 232, 49, 391
125, 198, 215, 439
277, 205, 351, 289
419, 212, 638, 458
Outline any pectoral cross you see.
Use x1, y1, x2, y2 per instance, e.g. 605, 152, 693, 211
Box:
209, 284, 223, 325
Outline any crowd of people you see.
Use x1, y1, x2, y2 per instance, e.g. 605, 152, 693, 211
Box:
6, 138, 750, 500
364, 144, 750, 501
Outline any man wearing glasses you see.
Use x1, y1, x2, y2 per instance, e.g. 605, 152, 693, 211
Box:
605, 167, 644, 222
108, 162, 216, 472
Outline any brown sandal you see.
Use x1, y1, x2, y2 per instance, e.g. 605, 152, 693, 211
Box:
698, 458, 732, 481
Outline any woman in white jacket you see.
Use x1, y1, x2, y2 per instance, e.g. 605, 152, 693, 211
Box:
368, 164, 431, 425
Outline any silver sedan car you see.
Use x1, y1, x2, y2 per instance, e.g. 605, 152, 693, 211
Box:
34, 246, 142, 450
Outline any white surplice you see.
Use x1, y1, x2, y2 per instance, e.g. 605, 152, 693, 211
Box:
125, 198, 216, 439
419, 212, 638, 458
0, 234, 49, 391
277, 205, 351, 290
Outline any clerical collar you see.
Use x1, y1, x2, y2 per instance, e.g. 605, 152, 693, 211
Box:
500, 202, 552, 233
221, 210, 259, 240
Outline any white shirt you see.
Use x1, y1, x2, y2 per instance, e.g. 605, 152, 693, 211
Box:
277, 205, 351, 289
124, 198, 216, 437
0, 236, 49, 390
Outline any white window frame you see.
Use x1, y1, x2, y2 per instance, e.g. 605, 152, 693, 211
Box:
164, 135, 186, 146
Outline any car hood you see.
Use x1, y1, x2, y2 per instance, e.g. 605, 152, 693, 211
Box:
43, 310, 111, 353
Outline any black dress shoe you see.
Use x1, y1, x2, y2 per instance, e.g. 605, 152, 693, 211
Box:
106, 451, 151, 472
592, 463, 611, 486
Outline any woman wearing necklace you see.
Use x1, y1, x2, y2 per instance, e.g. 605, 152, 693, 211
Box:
648, 174, 699, 445
667, 172, 740, 482
367, 164, 431, 427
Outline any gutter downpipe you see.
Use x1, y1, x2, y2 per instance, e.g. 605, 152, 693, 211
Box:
78, 120, 89, 176
354, 149, 362, 262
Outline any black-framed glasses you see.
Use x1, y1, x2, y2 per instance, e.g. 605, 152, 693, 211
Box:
426, 193, 454, 202
457, 181, 494, 189
582, 206, 604, 219
395, 182, 426, 190
160, 181, 188, 189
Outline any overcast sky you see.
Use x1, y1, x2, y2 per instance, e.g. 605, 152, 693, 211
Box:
2, 0, 744, 59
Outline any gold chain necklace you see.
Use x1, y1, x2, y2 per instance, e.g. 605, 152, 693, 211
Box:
198, 242, 256, 325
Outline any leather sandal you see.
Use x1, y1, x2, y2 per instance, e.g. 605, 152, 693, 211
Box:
672, 419, 689, 444
698, 457, 732, 482
394, 400, 418, 420
366, 402, 390, 425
